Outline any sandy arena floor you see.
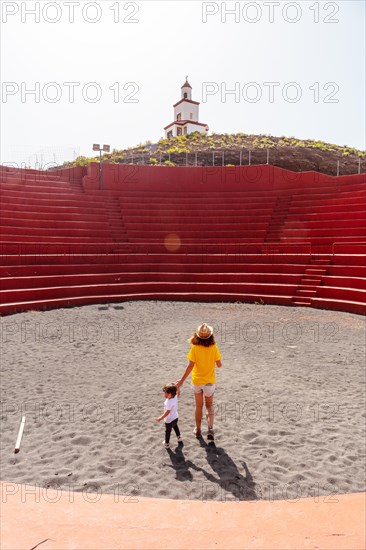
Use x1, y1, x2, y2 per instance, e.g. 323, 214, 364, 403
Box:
1, 301, 365, 503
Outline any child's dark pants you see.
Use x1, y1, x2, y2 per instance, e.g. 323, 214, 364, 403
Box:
165, 418, 180, 444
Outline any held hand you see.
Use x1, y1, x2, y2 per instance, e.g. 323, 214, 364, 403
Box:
176, 379, 182, 388
155, 418, 161, 423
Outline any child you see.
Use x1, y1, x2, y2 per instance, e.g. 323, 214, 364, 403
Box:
156, 383, 183, 449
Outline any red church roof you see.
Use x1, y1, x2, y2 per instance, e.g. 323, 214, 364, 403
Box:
173, 98, 199, 108
181, 80, 192, 89
164, 120, 208, 130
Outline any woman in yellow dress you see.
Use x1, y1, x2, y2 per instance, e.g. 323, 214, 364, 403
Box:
177, 323, 222, 441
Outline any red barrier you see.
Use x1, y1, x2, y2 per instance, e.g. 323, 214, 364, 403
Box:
82, 163, 356, 193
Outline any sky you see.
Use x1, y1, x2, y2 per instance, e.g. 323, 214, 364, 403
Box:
0, 0, 365, 167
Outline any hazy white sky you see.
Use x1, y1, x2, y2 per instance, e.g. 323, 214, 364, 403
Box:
0, 0, 365, 167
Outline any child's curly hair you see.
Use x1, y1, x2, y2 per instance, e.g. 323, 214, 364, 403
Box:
163, 383, 178, 397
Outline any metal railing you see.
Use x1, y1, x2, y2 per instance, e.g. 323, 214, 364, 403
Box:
119, 149, 365, 176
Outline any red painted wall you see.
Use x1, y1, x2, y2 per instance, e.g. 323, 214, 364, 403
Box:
49, 166, 86, 181
82, 163, 363, 194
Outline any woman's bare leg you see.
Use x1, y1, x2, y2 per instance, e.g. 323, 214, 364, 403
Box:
194, 392, 204, 429
205, 395, 214, 428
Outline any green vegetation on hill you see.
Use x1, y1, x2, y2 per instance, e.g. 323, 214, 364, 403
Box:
66, 133, 365, 176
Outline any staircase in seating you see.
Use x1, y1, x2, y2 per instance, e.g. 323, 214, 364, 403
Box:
292, 257, 331, 307
265, 195, 292, 242
0, 168, 128, 244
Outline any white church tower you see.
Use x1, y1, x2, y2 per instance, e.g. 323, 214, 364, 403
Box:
164, 78, 209, 138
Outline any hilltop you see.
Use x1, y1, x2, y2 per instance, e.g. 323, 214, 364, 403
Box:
67, 133, 365, 176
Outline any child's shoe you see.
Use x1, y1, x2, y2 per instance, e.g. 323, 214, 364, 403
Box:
163, 441, 170, 448
177, 436, 183, 443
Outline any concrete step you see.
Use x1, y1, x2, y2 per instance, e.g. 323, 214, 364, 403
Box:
298, 278, 322, 286
295, 289, 317, 296
305, 269, 327, 275
292, 300, 311, 306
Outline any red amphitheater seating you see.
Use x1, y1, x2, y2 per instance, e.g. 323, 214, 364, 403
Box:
0, 170, 126, 244
0, 164, 365, 315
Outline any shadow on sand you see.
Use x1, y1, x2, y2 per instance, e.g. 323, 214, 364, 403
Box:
166, 442, 201, 482
165, 438, 257, 501
198, 437, 257, 501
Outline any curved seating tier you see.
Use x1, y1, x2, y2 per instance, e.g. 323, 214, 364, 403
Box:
0, 165, 365, 315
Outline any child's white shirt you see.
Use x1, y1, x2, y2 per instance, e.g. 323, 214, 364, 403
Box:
164, 396, 178, 423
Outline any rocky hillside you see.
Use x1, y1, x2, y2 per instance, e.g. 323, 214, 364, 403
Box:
67, 133, 365, 176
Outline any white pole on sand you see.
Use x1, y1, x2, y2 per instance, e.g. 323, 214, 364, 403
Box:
14, 416, 26, 454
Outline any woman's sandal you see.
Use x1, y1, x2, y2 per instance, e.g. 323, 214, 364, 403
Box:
193, 427, 201, 438
207, 428, 215, 441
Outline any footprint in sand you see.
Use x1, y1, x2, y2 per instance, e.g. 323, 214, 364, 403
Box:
243, 432, 258, 441
71, 436, 92, 445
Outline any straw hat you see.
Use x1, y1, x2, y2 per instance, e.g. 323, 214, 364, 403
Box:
195, 323, 213, 339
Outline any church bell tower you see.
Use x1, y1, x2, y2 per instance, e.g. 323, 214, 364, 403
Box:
164, 78, 209, 139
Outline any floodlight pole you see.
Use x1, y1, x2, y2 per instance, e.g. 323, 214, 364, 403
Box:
93, 144, 110, 190
99, 148, 103, 190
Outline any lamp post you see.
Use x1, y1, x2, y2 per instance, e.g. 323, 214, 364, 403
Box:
93, 144, 110, 190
